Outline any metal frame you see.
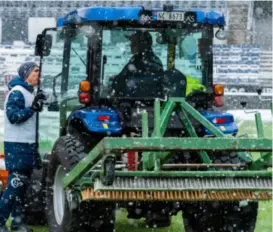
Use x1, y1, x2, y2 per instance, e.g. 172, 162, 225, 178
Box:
63, 98, 272, 189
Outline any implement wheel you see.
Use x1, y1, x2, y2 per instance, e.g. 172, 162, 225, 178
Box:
182, 152, 258, 232
46, 136, 116, 232
101, 156, 116, 186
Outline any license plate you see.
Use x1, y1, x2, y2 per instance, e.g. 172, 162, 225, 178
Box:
157, 12, 185, 21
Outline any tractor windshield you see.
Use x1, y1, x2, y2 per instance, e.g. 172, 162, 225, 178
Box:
100, 26, 210, 99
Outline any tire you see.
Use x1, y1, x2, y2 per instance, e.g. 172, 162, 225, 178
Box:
24, 168, 47, 225
46, 135, 116, 232
101, 156, 116, 186
183, 201, 258, 232
182, 152, 258, 232
24, 211, 47, 226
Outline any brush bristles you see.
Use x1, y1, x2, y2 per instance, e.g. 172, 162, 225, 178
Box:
81, 188, 272, 201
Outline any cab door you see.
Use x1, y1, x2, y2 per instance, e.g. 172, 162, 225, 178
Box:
37, 27, 89, 156
36, 28, 65, 155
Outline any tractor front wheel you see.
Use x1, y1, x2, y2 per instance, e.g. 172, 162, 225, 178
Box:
46, 136, 115, 232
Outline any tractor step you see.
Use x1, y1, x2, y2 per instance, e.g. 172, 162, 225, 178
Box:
93, 176, 272, 191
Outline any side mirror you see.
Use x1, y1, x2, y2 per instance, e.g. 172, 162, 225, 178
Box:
215, 28, 228, 40
35, 34, 52, 57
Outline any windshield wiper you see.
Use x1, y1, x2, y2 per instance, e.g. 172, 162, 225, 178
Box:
72, 47, 86, 66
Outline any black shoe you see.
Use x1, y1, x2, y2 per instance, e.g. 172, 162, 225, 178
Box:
0, 226, 10, 232
10, 225, 33, 232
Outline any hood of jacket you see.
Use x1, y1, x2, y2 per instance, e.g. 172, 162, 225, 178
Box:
8, 76, 34, 93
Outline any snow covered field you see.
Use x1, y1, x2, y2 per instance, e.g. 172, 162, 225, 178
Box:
227, 109, 272, 125
0, 109, 271, 143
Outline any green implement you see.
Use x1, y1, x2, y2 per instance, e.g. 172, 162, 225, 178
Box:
63, 99, 272, 202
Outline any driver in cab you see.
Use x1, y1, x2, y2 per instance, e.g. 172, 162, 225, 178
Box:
111, 31, 163, 96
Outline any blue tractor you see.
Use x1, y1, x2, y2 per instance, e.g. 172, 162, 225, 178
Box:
26, 4, 270, 232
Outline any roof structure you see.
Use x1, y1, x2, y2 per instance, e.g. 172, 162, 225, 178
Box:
57, 6, 225, 26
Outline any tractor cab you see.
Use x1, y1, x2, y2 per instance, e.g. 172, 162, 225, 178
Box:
36, 5, 232, 146
37, 6, 225, 102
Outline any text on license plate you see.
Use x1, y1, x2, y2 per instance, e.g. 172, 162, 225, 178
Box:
157, 12, 185, 21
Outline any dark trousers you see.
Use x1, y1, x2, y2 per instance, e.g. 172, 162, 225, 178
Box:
0, 170, 31, 226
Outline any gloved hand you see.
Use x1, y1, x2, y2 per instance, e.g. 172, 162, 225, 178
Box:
30, 90, 47, 112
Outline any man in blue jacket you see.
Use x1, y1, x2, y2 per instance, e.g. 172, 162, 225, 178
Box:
0, 62, 46, 232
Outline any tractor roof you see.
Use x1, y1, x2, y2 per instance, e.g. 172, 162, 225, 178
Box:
57, 7, 225, 27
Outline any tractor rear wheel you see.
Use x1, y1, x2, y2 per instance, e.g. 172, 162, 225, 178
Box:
46, 136, 115, 232
182, 152, 258, 232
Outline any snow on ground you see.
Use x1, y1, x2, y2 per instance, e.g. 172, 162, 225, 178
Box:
227, 109, 272, 123
0, 109, 272, 142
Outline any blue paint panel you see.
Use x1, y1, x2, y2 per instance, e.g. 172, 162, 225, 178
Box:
57, 17, 65, 27
200, 111, 238, 135
200, 111, 235, 123
58, 7, 225, 26
67, 108, 236, 136
203, 122, 238, 135
68, 108, 122, 134
63, 7, 142, 24
206, 11, 225, 24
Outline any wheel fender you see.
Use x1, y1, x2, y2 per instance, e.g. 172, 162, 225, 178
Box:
67, 108, 122, 135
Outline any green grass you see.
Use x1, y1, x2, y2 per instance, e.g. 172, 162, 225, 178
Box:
236, 120, 272, 139
1, 120, 272, 232
10, 202, 272, 232
115, 210, 183, 232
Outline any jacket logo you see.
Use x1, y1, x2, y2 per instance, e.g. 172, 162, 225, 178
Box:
10, 173, 24, 188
